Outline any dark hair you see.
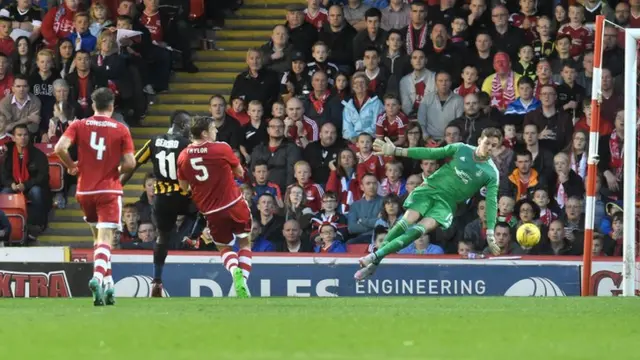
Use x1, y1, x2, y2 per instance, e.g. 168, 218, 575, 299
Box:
380, 194, 402, 222
374, 225, 389, 237
190, 115, 213, 139
387, 29, 403, 40
515, 148, 533, 160
323, 191, 337, 200
612, 212, 624, 223
561, 60, 578, 71
0, 16, 11, 24
11, 124, 28, 134
252, 159, 269, 171
494, 221, 511, 232
480, 127, 503, 142
364, 7, 382, 20
336, 148, 357, 178
143, 172, 155, 184
517, 76, 534, 88
91, 87, 115, 112
12, 36, 33, 76
514, 199, 541, 220
556, 34, 571, 43
13, 73, 28, 84
410, 1, 426, 9
363, 46, 379, 55
435, 70, 450, 81
476, 91, 490, 106
75, 49, 90, 59
170, 110, 191, 128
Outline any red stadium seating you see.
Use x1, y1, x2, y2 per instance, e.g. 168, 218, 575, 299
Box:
0, 193, 27, 243
347, 244, 369, 254
34, 143, 64, 192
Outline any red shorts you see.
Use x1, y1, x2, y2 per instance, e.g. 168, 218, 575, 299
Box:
204, 200, 251, 246
76, 193, 122, 230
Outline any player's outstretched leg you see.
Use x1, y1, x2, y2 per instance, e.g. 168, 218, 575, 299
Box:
104, 257, 116, 305
355, 225, 427, 281
89, 241, 111, 306
237, 237, 252, 297
220, 247, 249, 298
151, 230, 171, 297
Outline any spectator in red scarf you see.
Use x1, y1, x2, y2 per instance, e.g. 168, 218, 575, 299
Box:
481, 51, 521, 113
41, 0, 81, 48
598, 109, 625, 200
303, 71, 343, 134
0, 124, 50, 234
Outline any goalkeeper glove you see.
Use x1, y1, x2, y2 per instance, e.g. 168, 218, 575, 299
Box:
373, 137, 401, 156
486, 230, 501, 255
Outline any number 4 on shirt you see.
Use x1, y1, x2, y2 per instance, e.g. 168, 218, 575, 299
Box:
90, 131, 106, 160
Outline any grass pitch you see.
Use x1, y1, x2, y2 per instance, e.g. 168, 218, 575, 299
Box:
1, 297, 638, 360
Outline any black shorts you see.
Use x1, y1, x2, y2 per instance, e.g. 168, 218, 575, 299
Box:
152, 193, 193, 232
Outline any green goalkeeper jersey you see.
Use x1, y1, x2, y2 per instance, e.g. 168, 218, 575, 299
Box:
407, 143, 500, 230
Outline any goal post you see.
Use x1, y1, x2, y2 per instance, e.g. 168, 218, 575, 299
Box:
582, 15, 637, 296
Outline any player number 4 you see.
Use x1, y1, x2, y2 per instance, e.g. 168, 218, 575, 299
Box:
90, 131, 106, 160
190, 157, 209, 181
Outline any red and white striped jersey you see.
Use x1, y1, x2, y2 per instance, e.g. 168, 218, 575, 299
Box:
304, 7, 328, 31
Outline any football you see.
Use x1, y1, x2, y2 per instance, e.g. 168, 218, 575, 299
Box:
516, 223, 541, 248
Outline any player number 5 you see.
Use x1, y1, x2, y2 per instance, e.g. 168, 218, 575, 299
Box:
190, 157, 209, 181
90, 131, 106, 160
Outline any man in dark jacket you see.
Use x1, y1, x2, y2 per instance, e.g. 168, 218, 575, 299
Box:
230, 49, 281, 111
449, 93, 497, 145
319, 5, 357, 73
260, 24, 295, 74
302, 71, 343, 133
284, 4, 318, 61
303, 122, 345, 185
249, 117, 302, 192
1, 124, 50, 232
352, 8, 387, 66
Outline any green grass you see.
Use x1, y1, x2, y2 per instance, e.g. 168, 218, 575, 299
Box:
1, 297, 638, 359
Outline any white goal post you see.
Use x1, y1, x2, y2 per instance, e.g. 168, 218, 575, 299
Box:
621, 28, 638, 297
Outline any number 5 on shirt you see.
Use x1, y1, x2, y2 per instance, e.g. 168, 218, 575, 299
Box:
190, 157, 209, 181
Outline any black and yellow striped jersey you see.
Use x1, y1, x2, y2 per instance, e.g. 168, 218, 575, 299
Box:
134, 133, 191, 195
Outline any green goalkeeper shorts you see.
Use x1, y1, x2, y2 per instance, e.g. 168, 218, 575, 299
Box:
403, 185, 454, 229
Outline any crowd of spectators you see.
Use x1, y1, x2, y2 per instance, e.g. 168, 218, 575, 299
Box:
119, 0, 638, 257
0, 0, 638, 258
0, 0, 242, 245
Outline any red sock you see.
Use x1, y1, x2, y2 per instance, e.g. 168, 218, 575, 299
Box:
93, 243, 111, 283
238, 249, 252, 280
220, 248, 239, 274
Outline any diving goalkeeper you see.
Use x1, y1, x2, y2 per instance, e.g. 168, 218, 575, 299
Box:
355, 127, 503, 281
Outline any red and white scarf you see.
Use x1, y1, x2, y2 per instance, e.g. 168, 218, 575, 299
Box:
609, 130, 623, 179
539, 208, 558, 227
12, 145, 29, 185
406, 24, 427, 54
490, 72, 516, 109
380, 178, 401, 196
570, 151, 587, 179
556, 181, 567, 209
309, 90, 331, 115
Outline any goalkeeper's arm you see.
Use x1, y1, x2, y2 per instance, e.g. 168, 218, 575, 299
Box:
374, 137, 461, 160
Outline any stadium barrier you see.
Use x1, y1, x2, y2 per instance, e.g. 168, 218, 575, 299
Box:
0, 247, 70, 262
0, 262, 93, 298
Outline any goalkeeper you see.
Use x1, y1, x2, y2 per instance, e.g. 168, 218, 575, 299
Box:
355, 127, 503, 280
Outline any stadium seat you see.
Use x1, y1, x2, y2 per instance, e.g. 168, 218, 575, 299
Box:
347, 244, 369, 254
34, 143, 65, 192
0, 193, 27, 243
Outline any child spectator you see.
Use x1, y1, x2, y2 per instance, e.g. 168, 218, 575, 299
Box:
310, 191, 348, 239
609, 211, 624, 256
251, 160, 284, 208
457, 239, 475, 257
592, 233, 606, 256
88, 2, 111, 37
55, 38, 75, 79
356, 132, 385, 180
334, 72, 351, 101
498, 195, 518, 228
226, 97, 250, 126
307, 41, 338, 85
552, 4, 568, 34
502, 123, 517, 149
510, 0, 538, 41
239, 183, 256, 213
371, 225, 388, 252
420, 159, 438, 180
119, 203, 140, 245
326, 148, 361, 213
398, 233, 444, 255
362, 47, 388, 98
463, 199, 489, 250
450, 16, 468, 49
556, 62, 585, 120
0, 52, 14, 97
0, 17, 14, 56
563, 130, 588, 180
513, 44, 536, 81
314, 222, 347, 253
504, 77, 540, 122
29, 49, 59, 138
379, 160, 406, 196
240, 100, 267, 162
533, 188, 558, 227
42, 0, 80, 49
453, 65, 479, 98
67, 12, 96, 52
574, 99, 613, 136
270, 100, 285, 120
291, 160, 323, 213
375, 94, 408, 146
558, 4, 592, 59
532, 16, 555, 61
